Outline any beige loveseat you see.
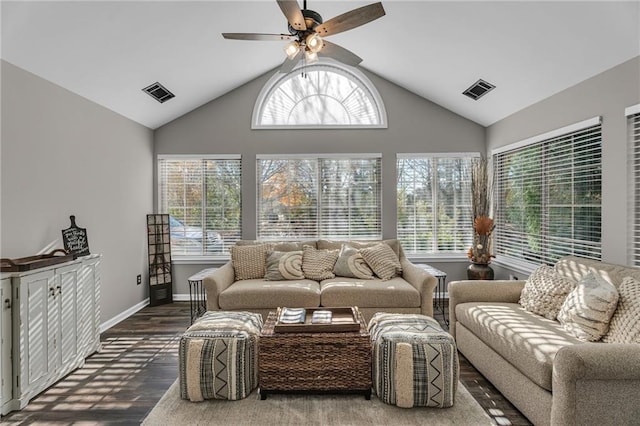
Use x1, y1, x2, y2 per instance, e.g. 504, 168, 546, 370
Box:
449, 256, 640, 426
203, 239, 436, 322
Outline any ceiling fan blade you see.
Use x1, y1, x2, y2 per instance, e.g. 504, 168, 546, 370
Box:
315, 2, 385, 37
279, 50, 302, 73
277, 0, 306, 31
318, 41, 363, 67
222, 33, 295, 41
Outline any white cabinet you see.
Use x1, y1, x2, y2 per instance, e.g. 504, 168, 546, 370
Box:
0, 255, 101, 415
1, 278, 12, 412
20, 269, 56, 398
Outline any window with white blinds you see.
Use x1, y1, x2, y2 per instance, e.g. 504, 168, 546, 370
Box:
628, 110, 640, 266
158, 156, 242, 257
257, 155, 382, 240
397, 154, 475, 255
493, 119, 602, 266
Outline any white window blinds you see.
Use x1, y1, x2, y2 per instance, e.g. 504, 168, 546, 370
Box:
158, 156, 242, 257
493, 120, 602, 266
397, 155, 474, 255
629, 111, 640, 266
257, 155, 382, 240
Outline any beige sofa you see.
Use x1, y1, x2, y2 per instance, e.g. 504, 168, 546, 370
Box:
203, 239, 436, 322
449, 256, 640, 426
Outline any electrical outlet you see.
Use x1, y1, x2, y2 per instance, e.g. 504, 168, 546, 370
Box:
137, 274, 142, 285
509, 274, 519, 280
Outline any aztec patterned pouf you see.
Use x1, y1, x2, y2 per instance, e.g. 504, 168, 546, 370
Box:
179, 311, 263, 401
369, 313, 459, 408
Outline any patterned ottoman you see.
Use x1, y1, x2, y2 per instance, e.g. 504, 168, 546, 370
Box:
179, 311, 263, 401
369, 313, 459, 408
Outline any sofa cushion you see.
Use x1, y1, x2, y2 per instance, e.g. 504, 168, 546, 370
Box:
554, 255, 640, 288
236, 240, 317, 250
264, 250, 304, 280
231, 244, 272, 280
603, 276, 640, 343
302, 245, 339, 281
320, 277, 420, 308
519, 265, 576, 320
333, 244, 374, 280
317, 239, 401, 259
360, 243, 402, 280
557, 271, 619, 341
455, 302, 581, 391
219, 279, 321, 309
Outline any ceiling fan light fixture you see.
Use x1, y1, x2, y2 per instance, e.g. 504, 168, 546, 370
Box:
305, 33, 323, 53
284, 40, 301, 59
305, 50, 319, 64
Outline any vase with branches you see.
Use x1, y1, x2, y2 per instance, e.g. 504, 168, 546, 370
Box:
467, 157, 495, 277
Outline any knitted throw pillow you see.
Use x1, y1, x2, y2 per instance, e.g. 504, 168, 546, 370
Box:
557, 272, 619, 341
230, 244, 271, 280
602, 276, 640, 343
301, 245, 339, 281
264, 250, 304, 281
360, 243, 402, 281
333, 244, 374, 280
519, 265, 576, 320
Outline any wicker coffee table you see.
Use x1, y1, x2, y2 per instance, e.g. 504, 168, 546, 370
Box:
259, 307, 372, 400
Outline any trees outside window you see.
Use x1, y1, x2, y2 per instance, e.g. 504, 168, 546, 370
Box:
493, 122, 602, 265
158, 156, 242, 257
397, 155, 475, 255
257, 155, 381, 240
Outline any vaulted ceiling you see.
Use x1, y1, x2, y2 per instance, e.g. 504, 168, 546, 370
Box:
2, 1, 639, 129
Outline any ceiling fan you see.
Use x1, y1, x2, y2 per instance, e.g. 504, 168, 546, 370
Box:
222, 0, 385, 73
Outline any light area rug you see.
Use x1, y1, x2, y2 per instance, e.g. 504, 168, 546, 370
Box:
142, 380, 494, 426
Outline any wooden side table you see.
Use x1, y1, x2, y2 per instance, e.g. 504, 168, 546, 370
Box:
416, 264, 448, 326
187, 267, 217, 324
259, 309, 372, 400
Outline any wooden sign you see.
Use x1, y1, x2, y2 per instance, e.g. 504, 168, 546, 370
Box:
62, 215, 90, 258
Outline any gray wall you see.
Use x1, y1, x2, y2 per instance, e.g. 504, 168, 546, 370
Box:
486, 56, 640, 279
155, 67, 486, 294
1, 60, 154, 324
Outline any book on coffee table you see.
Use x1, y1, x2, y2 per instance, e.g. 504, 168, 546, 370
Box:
311, 310, 332, 324
279, 307, 306, 323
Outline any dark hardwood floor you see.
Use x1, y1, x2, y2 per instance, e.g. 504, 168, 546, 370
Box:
2, 302, 532, 425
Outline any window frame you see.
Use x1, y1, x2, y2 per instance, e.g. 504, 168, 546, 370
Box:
627, 103, 640, 266
396, 152, 478, 257
157, 154, 242, 261
492, 117, 602, 269
256, 153, 382, 241
252, 58, 387, 130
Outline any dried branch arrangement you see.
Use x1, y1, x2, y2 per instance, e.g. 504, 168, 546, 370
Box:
468, 157, 495, 264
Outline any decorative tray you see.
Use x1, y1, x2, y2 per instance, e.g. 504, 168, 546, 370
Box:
273, 306, 362, 333
1, 249, 74, 272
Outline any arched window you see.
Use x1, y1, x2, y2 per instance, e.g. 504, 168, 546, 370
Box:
253, 59, 387, 129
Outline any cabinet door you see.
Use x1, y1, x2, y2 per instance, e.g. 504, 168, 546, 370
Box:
19, 270, 55, 392
56, 265, 79, 368
1, 278, 12, 407
78, 257, 100, 357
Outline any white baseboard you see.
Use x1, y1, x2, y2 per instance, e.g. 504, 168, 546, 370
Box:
100, 298, 150, 333
172, 294, 190, 302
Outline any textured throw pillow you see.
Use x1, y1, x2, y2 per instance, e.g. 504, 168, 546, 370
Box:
360, 243, 402, 281
264, 250, 304, 281
301, 245, 339, 281
557, 272, 619, 342
333, 244, 374, 280
230, 244, 271, 280
602, 276, 640, 343
519, 265, 576, 320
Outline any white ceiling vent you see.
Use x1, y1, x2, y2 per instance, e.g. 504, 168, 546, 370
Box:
142, 82, 175, 103
462, 79, 495, 100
